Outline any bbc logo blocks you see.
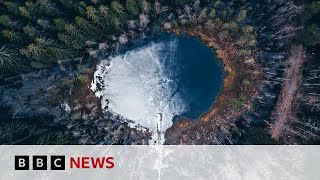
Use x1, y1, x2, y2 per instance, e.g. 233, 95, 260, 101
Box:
15, 156, 65, 170
51, 156, 65, 170
15, 156, 29, 170
32, 156, 47, 170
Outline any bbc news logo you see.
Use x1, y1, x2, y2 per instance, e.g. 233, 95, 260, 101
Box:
15, 156, 114, 170
15, 156, 65, 170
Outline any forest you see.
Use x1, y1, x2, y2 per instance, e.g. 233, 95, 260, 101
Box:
0, 0, 319, 144
0, 0, 257, 71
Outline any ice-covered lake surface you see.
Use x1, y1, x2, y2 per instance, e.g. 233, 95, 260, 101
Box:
91, 34, 223, 144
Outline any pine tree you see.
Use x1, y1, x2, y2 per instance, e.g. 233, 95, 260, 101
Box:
59, 0, 73, 9
36, 0, 56, 15
61, 23, 86, 49
19, 6, 32, 19
37, 19, 53, 30
198, 8, 208, 23
1, 30, 22, 43
0, 45, 20, 71
86, 6, 98, 22
97, 5, 111, 32
54, 18, 67, 31
75, 16, 100, 38
209, 9, 216, 18
0, 15, 16, 29
23, 25, 38, 38
3, 1, 21, 16
111, 1, 125, 16
126, 0, 139, 16
302, 24, 320, 46
237, 9, 247, 22
22, 37, 73, 68
139, 0, 150, 13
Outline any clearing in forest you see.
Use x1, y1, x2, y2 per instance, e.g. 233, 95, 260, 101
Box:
271, 45, 305, 140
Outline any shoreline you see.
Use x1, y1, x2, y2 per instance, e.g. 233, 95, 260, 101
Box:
165, 26, 262, 144
170, 28, 237, 123
84, 26, 262, 144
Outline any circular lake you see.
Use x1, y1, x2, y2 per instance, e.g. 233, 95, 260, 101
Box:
91, 34, 223, 144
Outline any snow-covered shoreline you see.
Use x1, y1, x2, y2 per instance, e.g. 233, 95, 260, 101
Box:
91, 39, 184, 144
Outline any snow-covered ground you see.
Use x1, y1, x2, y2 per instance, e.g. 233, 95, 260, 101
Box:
91, 39, 187, 144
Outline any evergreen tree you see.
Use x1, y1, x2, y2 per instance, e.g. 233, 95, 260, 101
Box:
23, 25, 38, 38
139, 0, 150, 13
126, 0, 139, 16
1, 30, 22, 43
36, 0, 56, 15
19, 6, 32, 19
0, 45, 20, 71
86, 6, 98, 22
302, 24, 320, 46
111, 1, 125, 16
0, 15, 16, 29
3, 1, 21, 16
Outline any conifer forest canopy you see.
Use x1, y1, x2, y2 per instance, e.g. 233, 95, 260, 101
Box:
0, 0, 319, 145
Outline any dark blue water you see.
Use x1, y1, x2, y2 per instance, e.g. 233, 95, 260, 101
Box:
167, 34, 223, 123
93, 33, 223, 133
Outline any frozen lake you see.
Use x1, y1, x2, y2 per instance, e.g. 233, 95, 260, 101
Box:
91, 34, 223, 144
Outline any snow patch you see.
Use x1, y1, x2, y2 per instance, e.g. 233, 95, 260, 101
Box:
91, 39, 187, 144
